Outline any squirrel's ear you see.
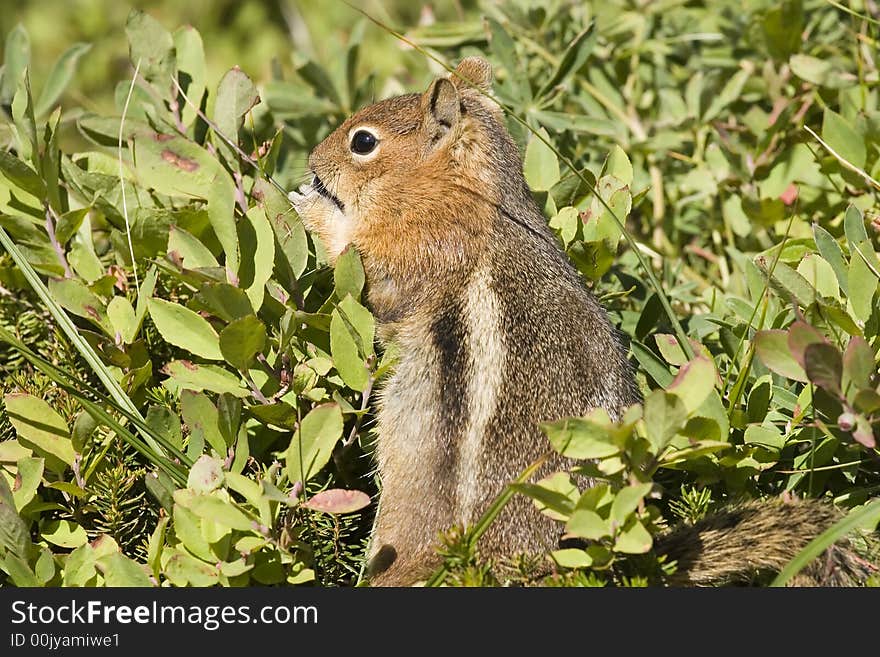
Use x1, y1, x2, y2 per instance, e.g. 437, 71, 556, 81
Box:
450, 57, 493, 93
422, 77, 460, 137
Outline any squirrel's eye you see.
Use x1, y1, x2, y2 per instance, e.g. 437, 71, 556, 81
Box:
350, 130, 378, 155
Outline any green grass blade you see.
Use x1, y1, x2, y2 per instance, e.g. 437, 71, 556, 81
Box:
770, 499, 880, 587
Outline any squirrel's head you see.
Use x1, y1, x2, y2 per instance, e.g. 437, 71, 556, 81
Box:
290, 57, 519, 268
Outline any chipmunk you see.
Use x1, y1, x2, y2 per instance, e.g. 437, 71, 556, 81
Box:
289, 57, 873, 587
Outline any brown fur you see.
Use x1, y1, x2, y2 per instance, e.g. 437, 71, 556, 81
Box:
657, 498, 877, 586
291, 58, 870, 587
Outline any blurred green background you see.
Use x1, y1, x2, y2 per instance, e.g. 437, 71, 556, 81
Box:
2, 0, 476, 117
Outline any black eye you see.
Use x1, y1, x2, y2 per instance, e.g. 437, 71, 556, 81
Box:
350, 130, 378, 155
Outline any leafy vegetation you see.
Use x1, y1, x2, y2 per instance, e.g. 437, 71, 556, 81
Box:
0, 0, 878, 587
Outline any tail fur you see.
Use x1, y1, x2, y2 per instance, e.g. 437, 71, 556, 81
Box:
656, 497, 878, 586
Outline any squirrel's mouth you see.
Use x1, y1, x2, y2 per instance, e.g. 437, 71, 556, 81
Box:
311, 173, 344, 212
287, 172, 344, 215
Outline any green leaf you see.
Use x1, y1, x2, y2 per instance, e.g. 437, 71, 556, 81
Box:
0, 24, 30, 104
173, 26, 206, 128
744, 425, 785, 450
643, 391, 687, 452
822, 109, 865, 169
334, 245, 365, 300
575, 484, 613, 512
163, 360, 248, 398
754, 255, 815, 308
513, 471, 578, 521
145, 405, 183, 451
239, 206, 275, 311
523, 128, 559, 192
747, 376, 772, 424
842, 337, 874, 393
789, 54, 834, 87
171, 500, 213, 561
654, 333, 689, 367
4, 392, 75, 473
550, 548, 593, 569
258, 179, 308, 279
219, 314, 266, 372
754, 331, 808, 382
107, 296, 138, 344
812, 224, 849, 295
34, 42, 91, 117
176, 491, 253, 531
0, 554, 38, 587
132, 131, 238, 279
610, 483, 653, 526
605, 145, 633, 186
761, 0, 803, 60
12, 457, 43, 511
548, 206, 579, 245
55, 208, 91, 245
613, 518, 653, 554
666, 356, 715, 414
249, 402, 298, 430
63, 544, 97, 586
803, 343, 843, 396
125, 9, 175, 97
565, 509, 609, 540
844, 205, 869, 247
149, 298, 223, 360
339, 295, 374, 353
796, 254, 838, 299
848, 246, 877, 322
534, 111, 622, 139
296, 60, 341, 106
631, 340, 674, 387
97, 551, 152, 587
41, 519, 88, 548
0, 440, 31, 465
330, 305, 369, 390
0, 475, 31, 558
854, 389, 880, 415
537, 24, 595, 99
168, 225, 218, 269
164, 548, 219, 587
196, 282, 253, 323
542, 411, 621, 460
181, 391, 227, 456
703, 67, 750, 121
0, 150, 46, 198
187, 455, 225, 494
48, 277, 112, 334
286, 403, 344, 485
214, 67, 260, 170
11, 67, 37, 161
134, 266, 157, 328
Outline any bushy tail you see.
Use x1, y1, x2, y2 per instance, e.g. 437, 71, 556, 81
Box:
656, 497, 879, 586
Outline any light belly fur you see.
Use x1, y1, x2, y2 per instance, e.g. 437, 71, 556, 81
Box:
457, 267, 504, 524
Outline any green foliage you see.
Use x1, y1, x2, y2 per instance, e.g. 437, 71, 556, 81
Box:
0, 0, 879, 588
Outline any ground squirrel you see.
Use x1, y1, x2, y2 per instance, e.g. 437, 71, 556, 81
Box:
290, 57, 872, 586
